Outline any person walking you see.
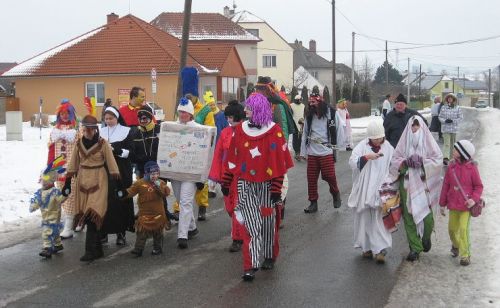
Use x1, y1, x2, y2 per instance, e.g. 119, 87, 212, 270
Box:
301, 93, 342, 213
439, 93, 463, 165
439, 140, 483, 266
390, 116, 442, 262
382, 94, 392, 119
348, 120, 394, 264
336, 98, 353, 151
429, 96, 443, 142
119, 87, 147, 127
290, 94, 305, 161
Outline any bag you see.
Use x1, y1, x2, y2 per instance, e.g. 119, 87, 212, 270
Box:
382, 205, 402, 233
468, 198, 485, 218
451, 168, 485, 217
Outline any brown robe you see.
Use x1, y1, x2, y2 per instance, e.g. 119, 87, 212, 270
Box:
126, 179, 169, 235
66, 137, 119, 228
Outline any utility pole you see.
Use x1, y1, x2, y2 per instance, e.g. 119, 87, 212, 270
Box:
351, 32, 355, 102
407, 58, 410, 103
175, 0, 193, 112
385, 40, 389, 92
457, 66, 460, 103
418, 64, 422, 103
331, 0, 337, 105
488, 68, 492, 107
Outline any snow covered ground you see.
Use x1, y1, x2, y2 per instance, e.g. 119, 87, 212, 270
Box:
386, 107, 500, 307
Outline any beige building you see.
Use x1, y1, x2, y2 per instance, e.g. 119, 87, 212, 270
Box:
228, 9, 294, 90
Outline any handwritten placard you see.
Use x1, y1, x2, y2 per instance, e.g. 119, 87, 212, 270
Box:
157, 121, 216, 182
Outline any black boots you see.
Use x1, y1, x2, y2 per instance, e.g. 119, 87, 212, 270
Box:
80, 222, 103, 262
39, 248, 52, 258
229, 240, 243, 252
333, 192, 342, 208
304, 200, 318, 213
116, 232, 126, 246
261, 258, 275, 270
188, 228, 199, 239
198, 207, 207, 221
422, 238, 432, 253
406, 251, 419, 262
177, 238, 188, 249
242, 268, 257, 282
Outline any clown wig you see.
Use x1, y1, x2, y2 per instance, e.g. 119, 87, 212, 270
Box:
55, 99, 77, 128
246, 93, 272, 126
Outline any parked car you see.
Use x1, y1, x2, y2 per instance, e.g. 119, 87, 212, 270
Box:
146, 102, 165, 121
475, 101, 488, 108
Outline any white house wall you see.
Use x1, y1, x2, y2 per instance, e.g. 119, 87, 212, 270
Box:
235, 44, 257, 84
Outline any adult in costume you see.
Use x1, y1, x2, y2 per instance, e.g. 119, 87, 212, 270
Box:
131, 105, 161, 178
336, 98, 353, 151
171, 98, 203, 249
221, 93, 293, 281
99, 106, 135, 246
301, 93, 342, 213
438, 93, 463, 165
63, 115, 120, 262
208, 100, 246, 252
47, 99, 78, 239
390, 116, 442, 261
119, 86, 146, 127
290, 94, 305, 161
348, 120, 393, 263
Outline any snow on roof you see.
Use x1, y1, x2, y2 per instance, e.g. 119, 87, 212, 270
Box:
199, 64, 219, 74
230, 10, 265, 23
2, 28, 103, 77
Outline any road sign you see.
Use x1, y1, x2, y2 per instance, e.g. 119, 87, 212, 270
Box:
151, 68, 157, 81
152, 81, 157, 94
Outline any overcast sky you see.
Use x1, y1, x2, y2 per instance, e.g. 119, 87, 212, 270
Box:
3, 0, 500, 77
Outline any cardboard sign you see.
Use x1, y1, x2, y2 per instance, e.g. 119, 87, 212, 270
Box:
157, 121, 216, 182
118, 88, 130, 107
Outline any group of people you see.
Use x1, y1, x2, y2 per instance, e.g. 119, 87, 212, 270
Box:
29, 70, 483, 283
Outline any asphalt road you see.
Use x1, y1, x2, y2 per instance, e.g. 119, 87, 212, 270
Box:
3, 115, 445, 308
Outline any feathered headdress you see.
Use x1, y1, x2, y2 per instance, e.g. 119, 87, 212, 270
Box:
84, 96, 97, 117
55, 99, 77, 127
41, 155, 66, 183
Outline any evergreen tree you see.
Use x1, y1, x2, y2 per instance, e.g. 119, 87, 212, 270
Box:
373, 61, 403, 85
323, 86, 330, 105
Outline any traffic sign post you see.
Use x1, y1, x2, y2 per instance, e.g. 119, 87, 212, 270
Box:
151, 68, 157, 103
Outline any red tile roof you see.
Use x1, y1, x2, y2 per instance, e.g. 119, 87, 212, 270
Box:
3, 15, 238, 77
151, 12, 260, 42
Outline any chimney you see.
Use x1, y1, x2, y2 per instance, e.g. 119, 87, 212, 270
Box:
309, 39, 316, 53
107, 13, 119, 24
299, 41, 303, 47
223, 6, 230, 17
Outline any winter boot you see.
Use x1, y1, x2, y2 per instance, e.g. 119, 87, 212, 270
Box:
198, 207, 207, 221
375, 250, 386, 264
177, 238, 188, 249
242, 268, 257, 282
131, 248, 143, 258
60, 215, 74, 239
304, 200, 318, 213
188, 228, 199, 239
333, 191, 342, 208
460, 256, 470, 266
80, 222, 102, 262
229, 240, 243, 252
422, 238, 432, 252
406, 251, 419, 262
151, 247, 163, 255
39, 248, 52, 258
261, 258, 275, 270
116, 232, 126, 246
450, 246, 459, 258
53, 244, 64, 253
362, 250, 373, 259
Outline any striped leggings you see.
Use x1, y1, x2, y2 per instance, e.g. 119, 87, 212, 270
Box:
236, 179, 275, 271
307, 154, 339, 201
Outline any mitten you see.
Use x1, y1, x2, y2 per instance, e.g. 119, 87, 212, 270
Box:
410, 154, 423, 169
62, 178, 72, 197
112, 147, 123, 156
195, 182, 205, 190
445, 119, 453, 124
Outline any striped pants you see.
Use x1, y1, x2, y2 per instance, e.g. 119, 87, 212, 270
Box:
236, 179, 276, 271
307, 154, 339, 201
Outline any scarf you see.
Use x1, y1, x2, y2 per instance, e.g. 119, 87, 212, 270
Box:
140, 121, 155, 132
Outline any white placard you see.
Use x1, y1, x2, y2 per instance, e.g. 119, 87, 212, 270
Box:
157, 121, 216, 182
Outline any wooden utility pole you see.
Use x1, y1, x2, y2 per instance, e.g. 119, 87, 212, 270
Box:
418, 64, 422, 102
175, 0, 193, 112
351, 32, 355, 101
407, 58, 410, 103
488, 68, 492, 107
331, 0, 337, 105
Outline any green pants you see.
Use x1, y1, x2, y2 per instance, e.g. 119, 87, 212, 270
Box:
449, 210, 471, 257
442, 133, 456, 160
400, 183, 434, 253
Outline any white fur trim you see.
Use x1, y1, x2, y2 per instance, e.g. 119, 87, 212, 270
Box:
241, 120, 275, 137
50, 128, 77, 143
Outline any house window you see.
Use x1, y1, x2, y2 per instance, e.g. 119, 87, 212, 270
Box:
311, 71, 319, 79
263, 55, 277, 68
444, 82, 449, 89
222, 77, 240, 102
85, 82, 105, 106
247, 29, 259, 37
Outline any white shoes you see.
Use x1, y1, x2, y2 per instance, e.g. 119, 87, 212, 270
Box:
60, 215, 74, 239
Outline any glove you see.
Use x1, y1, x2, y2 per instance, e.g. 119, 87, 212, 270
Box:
62, 178, 71, 197
154, 179, 161, 187
440, 207, 446, 216
271, 192, 281, 203
112, 147, 123, 156
406, 154, 423, 169
195, 182, 205, 190
114, 180, 125, 198
445, 119, 453, 124
221, 186, 229, 197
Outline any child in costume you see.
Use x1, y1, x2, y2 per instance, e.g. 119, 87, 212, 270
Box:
30, 156, 68, 258
336, 98, 353, 151
221, 93, 293, 281
118, 161, 170, 257
208, 100, 246, 252
47, 99, 78, 239
439, 140, 483, 266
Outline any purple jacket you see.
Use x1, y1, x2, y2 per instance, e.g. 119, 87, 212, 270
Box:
439, 160, 483, 211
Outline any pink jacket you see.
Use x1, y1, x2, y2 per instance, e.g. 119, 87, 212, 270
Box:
439, 160, 483, 211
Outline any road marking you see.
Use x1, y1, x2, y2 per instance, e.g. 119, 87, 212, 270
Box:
0, 286, 48, 307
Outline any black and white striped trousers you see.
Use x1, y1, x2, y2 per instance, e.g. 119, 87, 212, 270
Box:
236, 179, 275, 270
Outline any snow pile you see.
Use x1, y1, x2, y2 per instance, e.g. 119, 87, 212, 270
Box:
386, 108, 500, 307
0, 123, 50, 230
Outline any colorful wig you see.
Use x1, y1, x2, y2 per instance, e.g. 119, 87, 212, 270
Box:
246, 93, 272, 126
55, 99, 76, 128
